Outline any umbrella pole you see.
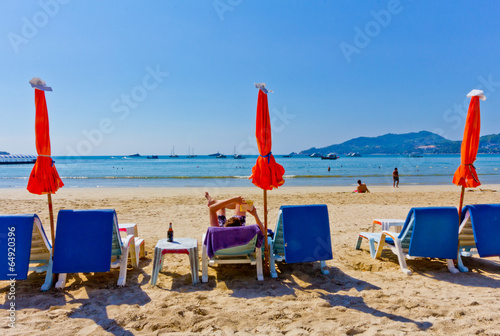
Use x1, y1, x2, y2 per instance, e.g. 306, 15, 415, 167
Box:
458, 185, 465, 223
263, 189, 270, 276
47, 194, 55, 254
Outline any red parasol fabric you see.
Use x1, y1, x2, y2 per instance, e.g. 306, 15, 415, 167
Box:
27, 89, 64, 195
250, 88, 285, 189
453, 89, 485, 220
27, 78, 63, 249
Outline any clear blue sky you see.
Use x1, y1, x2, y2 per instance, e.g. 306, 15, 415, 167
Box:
1, 1, 500, 156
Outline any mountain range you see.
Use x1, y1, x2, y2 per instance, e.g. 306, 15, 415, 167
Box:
299, 131, 500, 156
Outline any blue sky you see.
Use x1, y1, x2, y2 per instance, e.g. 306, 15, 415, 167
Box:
1, 1, 500, 156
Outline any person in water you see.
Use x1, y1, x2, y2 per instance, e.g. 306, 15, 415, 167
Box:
205, 192, 265, 234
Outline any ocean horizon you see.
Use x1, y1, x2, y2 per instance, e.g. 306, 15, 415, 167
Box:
1, 154, 500, 189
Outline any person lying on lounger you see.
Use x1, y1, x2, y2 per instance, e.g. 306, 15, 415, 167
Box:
205, 192, 265, 234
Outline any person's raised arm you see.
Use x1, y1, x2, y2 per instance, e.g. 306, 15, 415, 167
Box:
247, 206, 265, 235
209, 196, 245, 227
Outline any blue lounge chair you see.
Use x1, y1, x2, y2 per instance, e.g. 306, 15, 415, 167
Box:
202, 225, 264, 282
0, 214, 53, 291
457, 204, 500, 272
52, 209, 135, 288
269, 205, 333, 278
356, 207, 460, 275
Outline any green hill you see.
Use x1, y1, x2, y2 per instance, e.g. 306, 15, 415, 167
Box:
300, 131, 500, 155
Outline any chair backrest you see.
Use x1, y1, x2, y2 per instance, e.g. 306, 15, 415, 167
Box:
462, 204, 500, 257
278, 205, 333, 264
0, 214, 41, 280
53, 209, 121, 274
30, 216, 51, 262
272, 211, 285, 255
204, 225, 264, 259
403, 207, 459, 259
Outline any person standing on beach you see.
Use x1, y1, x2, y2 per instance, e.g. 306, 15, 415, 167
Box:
393, 168, 399, 188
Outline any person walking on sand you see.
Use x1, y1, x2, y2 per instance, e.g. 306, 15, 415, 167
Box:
204, 192, 265, 234
393, 168, 399, 188
355, 180, 370, 193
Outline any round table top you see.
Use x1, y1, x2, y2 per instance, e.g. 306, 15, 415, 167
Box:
155, 237, 198, 250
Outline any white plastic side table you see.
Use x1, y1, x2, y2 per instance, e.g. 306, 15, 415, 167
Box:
150, 238, 199, 286
372, 219, 405, 233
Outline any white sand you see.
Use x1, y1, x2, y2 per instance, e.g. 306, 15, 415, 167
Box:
1, 185, 500, 335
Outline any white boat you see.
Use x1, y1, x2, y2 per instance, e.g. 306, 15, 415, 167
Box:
187, 147, 197, 158
170, 146, 178, 158
233, 146, 244, 159
310, 153, 322, 158
321, 153, 339, 160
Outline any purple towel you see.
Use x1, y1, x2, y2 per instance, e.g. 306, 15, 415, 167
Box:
204, 225, 264, 258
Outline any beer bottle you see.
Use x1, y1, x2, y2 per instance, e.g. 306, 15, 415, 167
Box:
167, 222, 174, 242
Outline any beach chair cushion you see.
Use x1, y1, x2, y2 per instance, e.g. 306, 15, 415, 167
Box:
204, 225, 263, 258
406, 207, 459, 259
279, 205, 333, 263
462, 204, 500, 257
0, 215, 38, 280
53, 209, 117, 273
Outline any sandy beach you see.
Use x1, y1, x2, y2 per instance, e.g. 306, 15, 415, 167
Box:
2, 185, 500, 335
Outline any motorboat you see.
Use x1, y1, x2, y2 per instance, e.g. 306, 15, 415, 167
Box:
216, 154, 227, 158
310, 153, 322, 158
321, 153, 339, 160
234, 154, 244, 159
209, 152, 221, 156
347, 152, 361, 157
147, 155, 159, 159
128, 153, 141, 157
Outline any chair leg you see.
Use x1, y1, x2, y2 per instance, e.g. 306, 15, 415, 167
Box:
393, 239, 411, 275
355, 236, 363, 250
255, 247, 264, 281
129, 237, 138, 268
150, 247, 161, 286
457, 249, 469, 272
320, 260, 329, 275
188, 248, 198, 285
202, 244, 209, 283
268, 237, 278, 278
41, 257, 54, 291
55, 273, 67, 289
446, 259, 459, 273
118, 237, 133, 286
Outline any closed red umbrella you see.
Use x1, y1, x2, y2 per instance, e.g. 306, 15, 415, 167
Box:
453, 89, 485, 220
250, 83, 285, 274
27, 78, 64, 246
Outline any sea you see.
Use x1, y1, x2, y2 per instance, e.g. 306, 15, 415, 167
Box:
1, 154, 500, 189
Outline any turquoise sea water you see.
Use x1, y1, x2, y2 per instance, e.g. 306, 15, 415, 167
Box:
1, 154, 500, 189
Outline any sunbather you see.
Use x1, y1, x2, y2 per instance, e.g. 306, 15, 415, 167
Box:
205, 192, 265, 234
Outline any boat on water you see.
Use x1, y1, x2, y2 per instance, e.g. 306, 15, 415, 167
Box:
216, 154, 227, 158
310, 153, 322, 158
187, 147, 197, 158
408, 153, 423, 157
321, 153, 339, 160
282, 153, 294, 158
233, 146, 244, 159
209, 152, 221, 156
170, 146, 178, 158
347, 152, 361, 157
128, 153, 141, 157
147, 155, 159, 159
0, 154, 37, 165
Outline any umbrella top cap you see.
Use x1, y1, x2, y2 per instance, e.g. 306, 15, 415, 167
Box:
467, 89, 486, 101
29, 77, 52, 92
254, 83, 273, 94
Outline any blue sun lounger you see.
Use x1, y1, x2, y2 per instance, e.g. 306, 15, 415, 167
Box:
269, 205, 333, 278
457, 204, 500, 272
356, 207, 460, 275
0, 214, 54, 291
52, 209, 135, 288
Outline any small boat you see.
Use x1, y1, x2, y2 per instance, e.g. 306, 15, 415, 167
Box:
310, 153, 322, 158
408, 153, 423, 157
282, 153, 294, 158
233, 146, 244, 159
321, 153, 339, 160
347, 152, 361, 157
147, 155, 159, 159
209, 152, 221, 156
128, 153, 141, 157
170, 146, 178, 158
216, 154, 227, 158
187, 147, 197, 158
